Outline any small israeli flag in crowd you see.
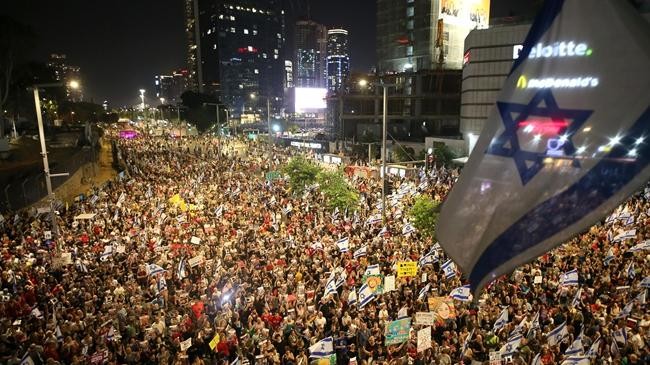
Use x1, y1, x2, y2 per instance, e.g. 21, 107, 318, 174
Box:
311, 242, 324, 251
616, 301, 634, 319
531, 353, 542, 365
364, 264, 380, 277
571, 287, 582, 308
367, 214, 382, 225
418, 250, 438, 267
21, 351, 34, 365
157, 276, 167, 293
436, 0, 650, 297
402, 223, 416, 235
640, 276, 650, 288
441, 260, 456, 279
561, 356, 590, 365
627, 262, 636, 279
547, 321, 568, 346
628, 240, 650, 252
147, 263, 165, 276
460, 329, 474, 357
348, 290, 357, 306
560, 269, 579, 287
177, 258, 187, 280
603, 248, 615, 266
449, 285, 472, 302
309, 337, 334, 358
493, 308, 509, 332
358, 283, 375, 308
282, 205, 292, 216
215, 205, 223, 218
564, 337, 583, 356
635, 290, 646, 304
613, 229, 636, 242
99, 246, 113, 262
500, 332, 523, 357
418, 283, 431, 300
353, 246, 367, 259
586, 338, 601, 358
613, 327, 627, 345
336, 237, 350, 253
377, 226, 388, 237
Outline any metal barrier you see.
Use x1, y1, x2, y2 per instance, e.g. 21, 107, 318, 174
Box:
0, 146, 99, 213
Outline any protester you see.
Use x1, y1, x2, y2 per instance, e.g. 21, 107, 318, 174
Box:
0, 134, 648, 365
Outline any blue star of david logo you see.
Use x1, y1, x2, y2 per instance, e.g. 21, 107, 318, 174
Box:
486, 89, 592, 185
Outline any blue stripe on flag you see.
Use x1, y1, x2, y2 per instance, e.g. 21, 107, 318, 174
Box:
470, 107, 650, 292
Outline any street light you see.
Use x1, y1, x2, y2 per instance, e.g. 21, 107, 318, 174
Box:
139, 89, 146, 113
358, 78, 396, 224
250, 93, 271, 145
159, 98, 166, 121
32, 80, 80, 245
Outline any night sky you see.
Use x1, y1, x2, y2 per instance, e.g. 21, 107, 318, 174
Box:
2, 0, 533, 107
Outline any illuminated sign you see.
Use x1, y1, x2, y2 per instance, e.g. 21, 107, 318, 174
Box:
295, 87, 327, 112
513, 41, 592, 60
290, 141, 322, 149
516, 75, 599, 89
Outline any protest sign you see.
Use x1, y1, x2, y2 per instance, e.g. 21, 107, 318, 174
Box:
384, 318, 411, 345
414, 312, 436, 326
417, 326, 431, 352
397, 261, 417, 278
188, 255, 204, 268
180, 337, 192, 352
428, 297, 457, 321
116, 245, 126, 254
44, 231, 52, 240
190, 236, 201, 245
209, 333, 220, 350
384, 275, 396, 292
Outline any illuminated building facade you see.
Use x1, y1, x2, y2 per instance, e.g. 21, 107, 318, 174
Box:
46, 54, 83, 102
326, 29, 350, 93
196, 0, 286, 120
294, 20, 327, 88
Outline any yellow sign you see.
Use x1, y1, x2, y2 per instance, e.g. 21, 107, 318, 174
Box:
209, 333, 220, 350
396, 261, 418, 278
517, 75, 527, 89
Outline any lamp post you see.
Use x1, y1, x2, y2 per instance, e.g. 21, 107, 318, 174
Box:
159, 98, 165, 121
250, 93, 271, 144
139, 89, 146, 121
32, 80, 80, 245
359, 79, 396, 224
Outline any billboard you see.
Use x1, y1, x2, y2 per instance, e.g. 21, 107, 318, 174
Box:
440, 0, 490, 29
295, 87, 327, 112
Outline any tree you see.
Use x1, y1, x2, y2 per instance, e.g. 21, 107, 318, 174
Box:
393, 146, 416, 162
281, 155, 322, 194
316, 169, 360, 212
432, 143, 456, 167
408, 195, 440, 241
180, 90, 222, 132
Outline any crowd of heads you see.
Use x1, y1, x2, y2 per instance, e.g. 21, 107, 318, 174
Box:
0, 135, 648, 365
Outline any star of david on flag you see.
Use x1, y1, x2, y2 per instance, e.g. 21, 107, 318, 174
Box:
437, 0, 650, 298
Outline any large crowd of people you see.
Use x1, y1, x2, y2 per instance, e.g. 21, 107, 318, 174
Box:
0, 134, 648, 365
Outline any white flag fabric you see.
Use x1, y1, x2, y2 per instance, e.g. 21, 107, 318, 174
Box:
364, 264, 380, 277
547, 321, 568, 346
500, 332, 523, 357
628, 240, 650, 252
560, 269, 579, 287
449, 285, 472, 302
565, 337, 583, 356
353, 246, 367, 259
493, 308, 509, 332
640, 276, 650, 288
336, 237, 350, 253
347, 290, 357, 306
358, 283, 375, 308
561, 356, 590, 365
309, 337, 334, 358
436, 0, 650, 297
441, 260, 457, 279
402, 223, 416, 235
147, 263, 165, 276
613, 327, 627, 345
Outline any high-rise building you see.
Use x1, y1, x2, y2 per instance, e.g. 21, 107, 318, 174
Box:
46, 54, 83, 102
185, 0, 202, 92
155, 69, 189, 104
284, 60, 294, 89
195, 0, 286, 120
326, 28, 350, 93
376, 0, 489, 72
294, 20, 327, 88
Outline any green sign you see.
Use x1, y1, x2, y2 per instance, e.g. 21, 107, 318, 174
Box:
265, 171, 281, 181
385, 318, 411, 345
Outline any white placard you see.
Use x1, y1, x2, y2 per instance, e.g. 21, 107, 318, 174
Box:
180, 337, 192, 352
384, 275, 396, 293
534, 275, 543, 284
421, 273, 427, 283
116, 245, 126, 254
188, 256, 204, 268
415, 312, 436, 326
44, 231, 52, 240
190, 236, 201, 245
60, 252, 72, 266
417, 326, 431, 353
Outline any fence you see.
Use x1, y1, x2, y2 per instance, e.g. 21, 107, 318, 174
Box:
0, 146, 100, 212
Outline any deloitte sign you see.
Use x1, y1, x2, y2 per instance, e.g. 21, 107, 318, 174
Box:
513, 41, 593, 60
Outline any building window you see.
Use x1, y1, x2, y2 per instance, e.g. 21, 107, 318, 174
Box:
230, 27, 236, 33
253, 30, 258, 35
230, 16, 235, 21
406, 6, 414, 17
213, 44, 217, 50
254, 69, 259, 74
407, 19, 414, 30
406, 46, 413, 56
244, 29, 249, 34
207, 29, 211, 35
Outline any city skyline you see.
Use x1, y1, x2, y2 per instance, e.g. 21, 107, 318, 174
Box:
2, 0, 531, 107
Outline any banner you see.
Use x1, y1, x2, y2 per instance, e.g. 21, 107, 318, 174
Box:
428, 297, 457, 321
188, 255, 204, 268
415, 312, 436, 326
397, 261, 418, 278
384, 275, 396, 292
417, 327, 432, 353
384, 318, 411, 345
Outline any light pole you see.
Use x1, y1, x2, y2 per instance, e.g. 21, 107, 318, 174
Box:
250, 93, 271, 144
32, 80, 80, 244
159, 98, 166, 121
359, 79, 396, 224
139, 89, 146, 120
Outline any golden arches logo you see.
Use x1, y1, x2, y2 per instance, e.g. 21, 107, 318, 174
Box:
517, 75, 527, 89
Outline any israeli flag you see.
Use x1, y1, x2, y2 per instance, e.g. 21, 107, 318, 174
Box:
177, 258, 187, 280
20, 352, 34, 365
358, 283, 375, 308
613, 327, 627, 345
547, 321, 568, 346
377, 226, 388, 237
586, 337, 601, 357
449, 285, 472, 302
635, 290, 646, 304
531, 353, 542, 365
613, 229, 637, 242
616, 301, 634, 319
353, 246, 367, 259
527, 312, 541, 338
418, 283, 431, 300
641, 276, 650, 288
309, 337, 334, 358
561, 356, 590, 365
564, 337, 583, 356
215, 205, 223, 218
99, 246, 113, 262
311, 242, 324, 251
323, 275, 338, 298
500, 332, 523, 357
402, 223, 416, 235
366, 214, 382, 225
571, 287, 582, 307
418, 250, 438, 267
282, 206, 292, 216
441, 260, 456, 279
436, 0, 650, 297
627, 262, 636, 279
56, 325, 64, 342
603, 248, 615, 266
628, 240, 650, 252
331, 207, 340, 221
157, 276, 167, 293
460, 329, 474, 357
147, 263, 165, 276
493, 308, 509, 332
560, 269, 579, 287
336, 237, 350, 253
623, 215, 635, 226
364, 264, 380, 277
76, 259, 89, 273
